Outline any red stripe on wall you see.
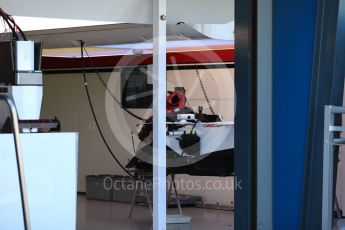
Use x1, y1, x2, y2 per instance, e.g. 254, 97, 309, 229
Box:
42, 49, 235, 69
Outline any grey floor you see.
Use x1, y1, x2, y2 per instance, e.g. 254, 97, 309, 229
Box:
77, 195, 234, 230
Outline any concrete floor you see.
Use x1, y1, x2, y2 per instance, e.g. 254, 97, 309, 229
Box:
77, 195, 234, 230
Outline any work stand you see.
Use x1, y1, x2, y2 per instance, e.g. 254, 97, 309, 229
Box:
129, 173, 191, 224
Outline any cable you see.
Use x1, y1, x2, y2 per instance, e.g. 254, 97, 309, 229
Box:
0, 15, 18, 40
82, 47, 146, 121
79, 40, 140, 181
0, 8, 26, 41
131, 132, 136, 154
190, 119, 199, 134
195, 66, 216, 115
1, 9, 27, 40
6, 15, 27, 40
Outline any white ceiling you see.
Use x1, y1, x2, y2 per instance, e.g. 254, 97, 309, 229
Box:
1, 0, 234, 25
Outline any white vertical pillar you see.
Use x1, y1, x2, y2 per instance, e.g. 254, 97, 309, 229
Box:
257, 0, 273, 229
153, 0, 167, 229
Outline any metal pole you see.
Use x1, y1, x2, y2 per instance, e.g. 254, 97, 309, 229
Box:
153, 0, 167, 229
322, 105, 334, 230
0, 95, 30, 230
171, 174, 183, 215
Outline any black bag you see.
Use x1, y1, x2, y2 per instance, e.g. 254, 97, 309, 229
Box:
179, 132, 201, 156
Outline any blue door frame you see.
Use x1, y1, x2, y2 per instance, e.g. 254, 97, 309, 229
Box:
273, 0, 318, 229
235, 0, 345, 229
273, 0, 345, 229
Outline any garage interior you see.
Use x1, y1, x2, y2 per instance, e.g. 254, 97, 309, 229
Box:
0, 0, 345, 230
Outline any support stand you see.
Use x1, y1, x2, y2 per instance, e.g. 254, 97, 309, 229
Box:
129, 174, 191, 224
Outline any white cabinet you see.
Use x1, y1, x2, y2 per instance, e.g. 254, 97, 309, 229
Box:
0, 133, 78, 230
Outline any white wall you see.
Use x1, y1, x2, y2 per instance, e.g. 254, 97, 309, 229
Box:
40, 67, 235, 206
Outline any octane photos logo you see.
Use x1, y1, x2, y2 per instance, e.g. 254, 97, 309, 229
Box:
104, 35, 236, 168
103, 176, 243, 192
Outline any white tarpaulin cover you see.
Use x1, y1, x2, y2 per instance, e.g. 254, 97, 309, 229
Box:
24, 24, 210, 48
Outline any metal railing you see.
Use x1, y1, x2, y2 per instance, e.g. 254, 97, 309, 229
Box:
0, 95, 30, 230
323, 105, 345, 230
